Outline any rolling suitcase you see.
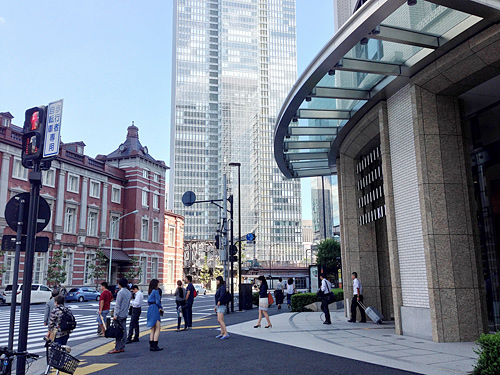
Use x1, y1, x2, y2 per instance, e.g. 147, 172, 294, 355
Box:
358, 301, 384, 324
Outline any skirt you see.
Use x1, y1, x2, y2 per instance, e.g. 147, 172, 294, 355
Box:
259, 297, 269, 311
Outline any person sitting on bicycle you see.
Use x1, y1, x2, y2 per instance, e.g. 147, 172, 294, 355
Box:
46, 295, 72, 345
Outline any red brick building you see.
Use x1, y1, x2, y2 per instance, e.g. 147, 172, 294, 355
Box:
0, 112, 182, 289
163, 210, 184, 293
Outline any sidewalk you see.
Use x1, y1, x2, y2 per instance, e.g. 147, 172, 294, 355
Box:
227, 310, 478, 375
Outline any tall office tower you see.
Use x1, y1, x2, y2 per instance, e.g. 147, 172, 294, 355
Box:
311, 175, 340, 242
334, 0, 358, 31
169, 0, 303, 263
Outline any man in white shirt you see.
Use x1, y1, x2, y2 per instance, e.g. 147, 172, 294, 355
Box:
319, 273, 332, 324
348, 272, 366, 323
126, 285, 143, 343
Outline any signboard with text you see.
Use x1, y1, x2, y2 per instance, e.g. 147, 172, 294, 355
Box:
43, 99, 63, 158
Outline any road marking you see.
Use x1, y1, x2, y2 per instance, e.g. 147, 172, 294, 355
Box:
74, 363, 118, 374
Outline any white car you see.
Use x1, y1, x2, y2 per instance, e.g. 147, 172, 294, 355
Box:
194, 284, 206, 295
4, 284, 52, 304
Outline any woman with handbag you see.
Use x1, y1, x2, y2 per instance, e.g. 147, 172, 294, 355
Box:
146, 279, 164, 351
214, 276, 229, 340
174, 280, 186, 332
254, 276, 272, 329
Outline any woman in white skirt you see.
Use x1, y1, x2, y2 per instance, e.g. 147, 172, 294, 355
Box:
254, 276, 272, 328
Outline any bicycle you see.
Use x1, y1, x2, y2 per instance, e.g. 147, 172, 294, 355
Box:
0, 346, 39, 375
42, 338, 80, 375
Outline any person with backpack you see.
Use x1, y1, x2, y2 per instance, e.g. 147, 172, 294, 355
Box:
108, 278, 132, 354
214, 276, 229, 340
174, 280, 186, 332
182, 275, 195, 330
46, 295, 75, 345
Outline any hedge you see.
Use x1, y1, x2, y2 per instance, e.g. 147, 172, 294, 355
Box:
474, 332, 500, 374
291, 289, 344, 312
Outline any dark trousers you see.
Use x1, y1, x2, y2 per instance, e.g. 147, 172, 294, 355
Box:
176, 301, 186, 330
350, 295, 366, 322
182, 301, 193, 328
54, 334, 69, 346
115, 317, 127, 350
128, 307, 141, 340
275, 290, 284, 305
321, 298, 331, 323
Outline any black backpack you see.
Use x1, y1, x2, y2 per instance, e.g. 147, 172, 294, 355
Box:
58, 307, 77, 331
221, 291, 232, 305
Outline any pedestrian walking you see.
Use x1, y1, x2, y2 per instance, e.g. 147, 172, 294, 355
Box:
44, 289, 59, 326
126, 285, 143, 344
174, 280, 186, 332
59, 285, 67, 298
286, 277, 296, 309
182, 275, 195, 330
254, 276, 272, 329
108, 278, 131, 354
319, 273, 332, 324
274, 277, 284, 309
348, 272, 366, 323
97, 281, 113, 337
46, 295, 74, 345
214, 276, 229, 340
146, 279, 164, 351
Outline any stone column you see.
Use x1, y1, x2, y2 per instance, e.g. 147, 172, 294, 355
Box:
54, 170, 66, 234
79, 177, 88, 235
100, 183, 108, 236
411, 85, 488, 342
0, 153, 11, 220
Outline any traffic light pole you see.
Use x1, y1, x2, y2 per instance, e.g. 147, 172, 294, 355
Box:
229, 196, 234, 313
17, 162, 42, 375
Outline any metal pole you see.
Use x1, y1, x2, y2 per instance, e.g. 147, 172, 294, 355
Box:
229, 196, 234, 312
7, 196, 25, 372
222, 175, 228, 281
17, 164, 41, 375
109, 220, 114, 284
237, 165, 242, 311
321, 176, 327, 239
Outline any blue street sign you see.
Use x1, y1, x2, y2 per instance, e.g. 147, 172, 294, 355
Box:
43, 99, 63, 158
246, 233, 255, 241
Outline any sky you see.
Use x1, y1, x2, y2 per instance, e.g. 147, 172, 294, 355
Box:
0, 0, 335, 221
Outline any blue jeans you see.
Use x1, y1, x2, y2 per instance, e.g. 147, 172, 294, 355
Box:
287, 293, 293, 306
182, 301, 193, 328
54, 334, 69, 346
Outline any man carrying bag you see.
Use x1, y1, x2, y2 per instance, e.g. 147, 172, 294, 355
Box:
318, 273, 334, 325
108, 278, 131, 354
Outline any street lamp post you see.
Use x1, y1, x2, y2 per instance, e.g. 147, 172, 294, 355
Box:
229, 162, 242, 311
109, 209, 139, 284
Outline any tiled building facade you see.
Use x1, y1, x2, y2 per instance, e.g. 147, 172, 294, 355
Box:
0, 113, 182, 289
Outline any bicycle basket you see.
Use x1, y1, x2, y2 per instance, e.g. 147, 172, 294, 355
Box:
47, 344, 79, 374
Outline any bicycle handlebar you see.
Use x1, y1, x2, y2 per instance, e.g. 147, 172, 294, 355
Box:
0, 347, 39, 360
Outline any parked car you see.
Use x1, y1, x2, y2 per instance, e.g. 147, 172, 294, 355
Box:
194, 284, 206, 295
65, 287, 101, 302
4, 284, 52, 304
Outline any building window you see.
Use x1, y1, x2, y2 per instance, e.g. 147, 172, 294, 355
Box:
141, 218, 149, 241
87, 211, 98, 236
43, 168, 56, 187
64, 206, 77, 233
110, 214, 119, 239
143, 170, 149, 179
151, 257, 158, 279
89, 180, 100, 198
142, 190, 148, 207
83, 253, 95, 285
2, 117, 10, 127
111, 186, 121, 203
67, 174, 79, 193
12, 158, 28, 180
168, 226, 175, 246
153, 173, 159, 183
33, 254, 46, 284
3, 253, 15, 285
152, 221, 160, 242
45, 200, 55, 232
140, 256, 148, 284
61, 252, 73, 285
168, 260, 174, 284
153, 194, 159, 210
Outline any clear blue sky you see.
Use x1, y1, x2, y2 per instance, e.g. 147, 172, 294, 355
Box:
0, 1, 334, 221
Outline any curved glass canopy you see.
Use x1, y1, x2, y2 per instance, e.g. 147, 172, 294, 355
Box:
274, 0, 500, 178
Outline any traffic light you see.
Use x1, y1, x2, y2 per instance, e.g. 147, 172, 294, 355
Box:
215, 234, 220, 249
22, 106, 47, 168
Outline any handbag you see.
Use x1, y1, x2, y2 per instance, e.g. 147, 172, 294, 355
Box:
325, 292, 335, 305
128, 306, 133, 316
268, 292, 274, 305
105, 319, 124, 339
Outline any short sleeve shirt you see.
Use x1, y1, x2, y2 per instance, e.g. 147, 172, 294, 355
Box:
186, 283, 195, 303
353, 278, 362, 296
100, 289, 113, 311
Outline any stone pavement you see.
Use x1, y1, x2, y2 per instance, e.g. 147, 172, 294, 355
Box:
227, 310, 479, 375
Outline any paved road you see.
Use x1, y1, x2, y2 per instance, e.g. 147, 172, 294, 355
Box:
0, 294, 217, 354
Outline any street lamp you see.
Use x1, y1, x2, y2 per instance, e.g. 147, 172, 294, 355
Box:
109, 209, 139, 284
229, 162, 241, 311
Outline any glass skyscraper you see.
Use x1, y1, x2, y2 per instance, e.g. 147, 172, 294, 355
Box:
169, 0, 303, 262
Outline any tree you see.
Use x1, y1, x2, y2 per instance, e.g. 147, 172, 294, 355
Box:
213, 259, 223, 279
87, 249, 108, 288
123, 256, 141, 283
46, 248, 67, 287
199, 257, 211, 286
316, 238, 341, 271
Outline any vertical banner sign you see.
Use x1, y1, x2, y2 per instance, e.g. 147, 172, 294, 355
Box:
42, 99, 63, 158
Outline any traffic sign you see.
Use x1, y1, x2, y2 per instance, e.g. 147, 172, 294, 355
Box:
182, 191, 196, 206
43, 99, 63, 158
246, 233, 255, 242
5, 193, 51, 234
1, 235, 49, 252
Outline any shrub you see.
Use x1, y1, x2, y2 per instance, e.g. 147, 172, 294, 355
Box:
291, 289, 344, 312
474, 332, 500, 375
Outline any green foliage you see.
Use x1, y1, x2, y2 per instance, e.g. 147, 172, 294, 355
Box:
199, 257, 211, 285
474, 332, 500, 374
213, 260, 223, 279
291, 289, 344, 312
316, 238, 341, 270
46, 248, 67, 287
0, 250, 6, 277
123, 256, 141, 283
87, 249, 108, 287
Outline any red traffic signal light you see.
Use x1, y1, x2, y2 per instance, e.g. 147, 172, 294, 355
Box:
22, 106, 46, 168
